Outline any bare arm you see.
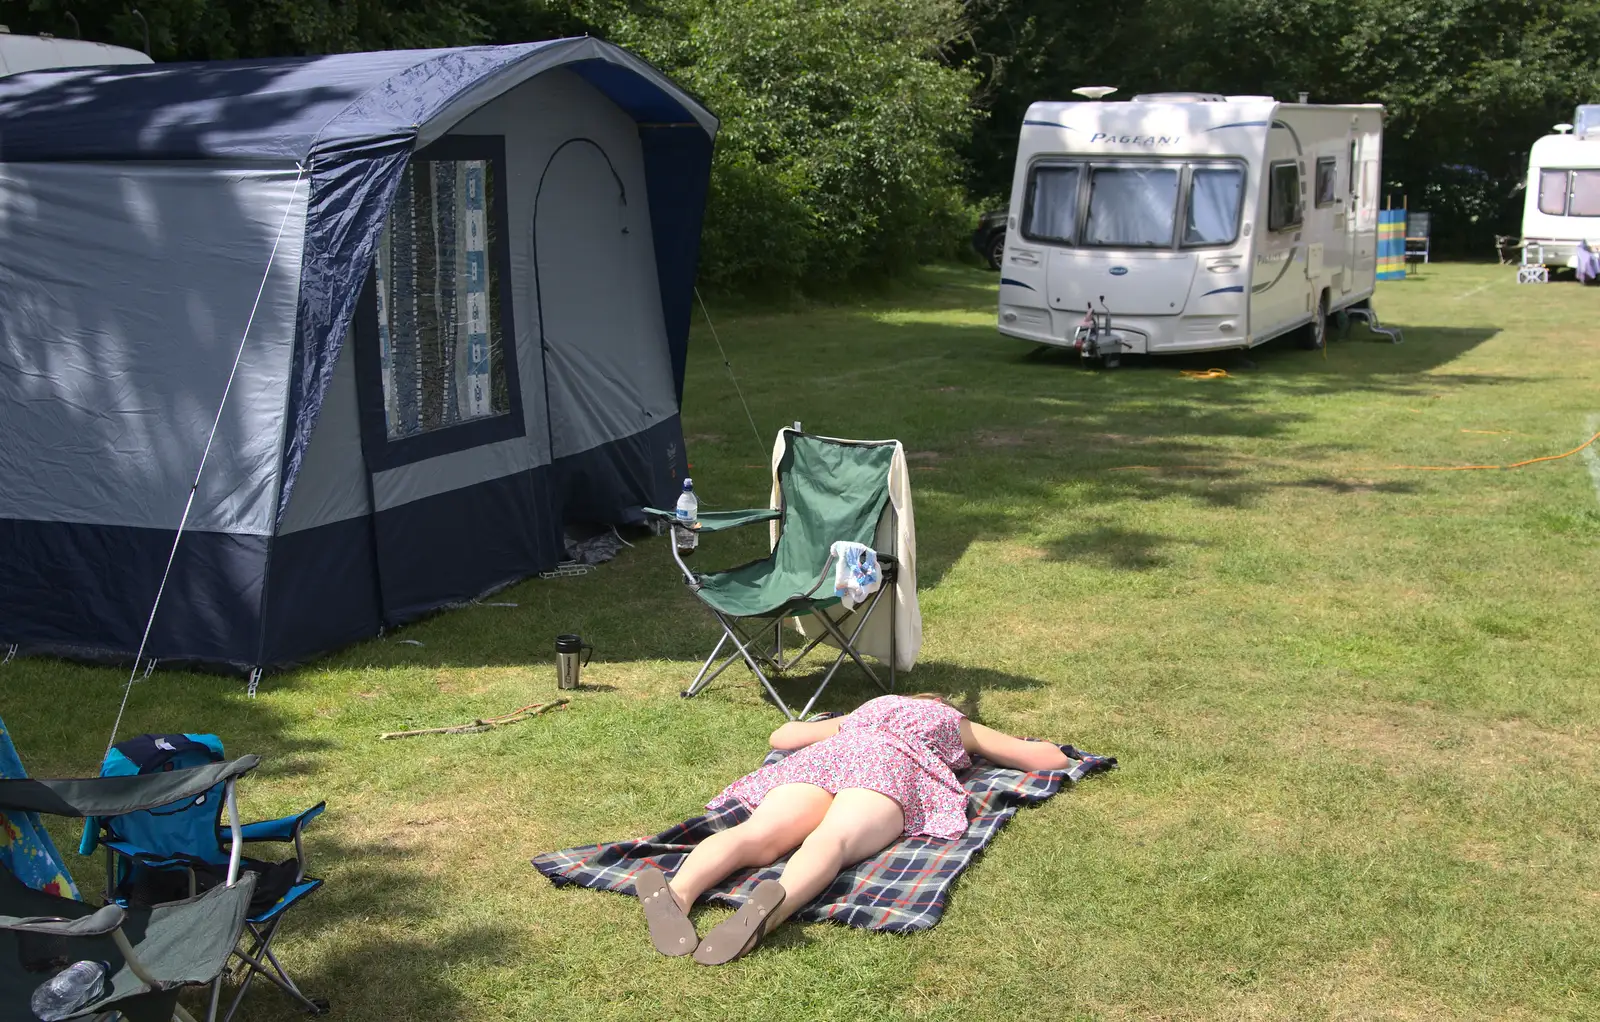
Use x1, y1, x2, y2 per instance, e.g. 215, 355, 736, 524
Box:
769, 718, 844, 751
958, 720, 1074, 772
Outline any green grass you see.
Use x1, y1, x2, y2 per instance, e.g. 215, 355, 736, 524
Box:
5, 262, 1600, 1021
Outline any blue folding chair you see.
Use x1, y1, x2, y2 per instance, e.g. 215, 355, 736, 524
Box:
80, 734, 328, 1020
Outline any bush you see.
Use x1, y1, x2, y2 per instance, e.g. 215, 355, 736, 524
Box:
588, 0, 980, 294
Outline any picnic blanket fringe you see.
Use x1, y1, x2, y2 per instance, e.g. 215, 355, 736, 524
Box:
530, 744, 1115, 933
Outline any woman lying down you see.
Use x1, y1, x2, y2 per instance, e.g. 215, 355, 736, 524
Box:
636, 692, 1082, 965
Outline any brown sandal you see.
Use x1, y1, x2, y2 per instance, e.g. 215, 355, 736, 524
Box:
634, 867, 698, 956
692, 880, 786, 966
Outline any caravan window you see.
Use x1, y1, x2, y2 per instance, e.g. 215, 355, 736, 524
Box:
1267, 161, 1302, 232
1084, 166, 1180, 247
1022, 165, 1082, 244
376, 157, 511, 440
1570, 170, 1600, 216
1538, 170, 1569, 215
1315, 157, 1337, 207
1529, 169, 1568, 215
1183, 167, 1245, 247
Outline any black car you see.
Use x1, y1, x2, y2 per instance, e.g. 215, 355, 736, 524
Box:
971, 209, 1007, 270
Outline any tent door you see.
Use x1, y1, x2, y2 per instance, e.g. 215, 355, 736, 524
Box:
532, 137, 669, 502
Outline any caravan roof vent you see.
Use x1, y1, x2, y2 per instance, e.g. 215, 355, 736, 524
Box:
1132, 92, 1227, 103
1576, 105, 1600, 139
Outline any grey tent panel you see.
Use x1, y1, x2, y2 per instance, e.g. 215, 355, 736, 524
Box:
0, 161, 305, 535
451, 70, 677, 461
370, 437, 530, 513
276, 333, 369, 535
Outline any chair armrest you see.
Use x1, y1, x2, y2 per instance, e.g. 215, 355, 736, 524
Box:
642, 507, 782, 533
0, 903, 125, 937
227, 802, 325, 844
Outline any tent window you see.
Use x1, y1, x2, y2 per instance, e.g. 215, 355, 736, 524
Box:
376, 158, 510, 440
1315, 156, 1337, 207
1267, 161, 1302, 232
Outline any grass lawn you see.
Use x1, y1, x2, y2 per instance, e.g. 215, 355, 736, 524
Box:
4, 262, 1599, 1021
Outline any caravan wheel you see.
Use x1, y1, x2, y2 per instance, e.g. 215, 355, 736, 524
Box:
987, 231, 1006, 271
1299, 293, 1328, 350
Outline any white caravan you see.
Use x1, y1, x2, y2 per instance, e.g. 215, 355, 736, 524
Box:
998, 93, 1392, 363
0, 28, 151, 77
1520, 106, 1600, 271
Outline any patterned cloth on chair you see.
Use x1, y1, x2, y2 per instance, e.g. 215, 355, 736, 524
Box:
0, 717, 79, 900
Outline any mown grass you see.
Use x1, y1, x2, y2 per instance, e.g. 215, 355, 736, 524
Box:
4, 262, 1598, 1021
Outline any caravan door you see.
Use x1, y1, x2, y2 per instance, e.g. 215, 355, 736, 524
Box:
1342, 132, 1358, 294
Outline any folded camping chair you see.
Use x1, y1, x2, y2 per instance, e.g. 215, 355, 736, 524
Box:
648, 429, 915, 720
1405, 212, 1432, 267
80, 734, 327, 1021
0, 744, 259, 1022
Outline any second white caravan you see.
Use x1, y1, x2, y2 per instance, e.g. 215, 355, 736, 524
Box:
1520, 106, 1600, 273
998, 93, 1394, 362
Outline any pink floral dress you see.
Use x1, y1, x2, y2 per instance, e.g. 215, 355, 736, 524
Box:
708, 695, 973, 839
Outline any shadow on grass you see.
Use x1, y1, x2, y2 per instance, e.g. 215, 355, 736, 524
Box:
1041, 525, 1198, 571
220, 834, 515, 1022
318, 308, 1502, 677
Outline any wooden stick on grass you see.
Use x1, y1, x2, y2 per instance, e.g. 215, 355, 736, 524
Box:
379, 698, 570, 739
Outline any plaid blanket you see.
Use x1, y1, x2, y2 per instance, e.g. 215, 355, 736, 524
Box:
530, 744, 1115, 933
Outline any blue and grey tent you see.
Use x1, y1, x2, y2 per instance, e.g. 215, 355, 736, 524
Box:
0, 40, 717, 671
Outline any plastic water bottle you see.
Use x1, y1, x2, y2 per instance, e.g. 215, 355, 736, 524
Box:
32, 960, 109, 1021
674, 477, 698, 558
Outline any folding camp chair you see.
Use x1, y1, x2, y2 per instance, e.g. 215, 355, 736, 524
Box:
647, 429, 916, 720
0, 733, 258, 1022
1404, 212, 1432, 268
80, 734, 328, 1020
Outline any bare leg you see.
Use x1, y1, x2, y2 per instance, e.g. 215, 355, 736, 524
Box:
668, 784, 833, 911
768, 787, 904, 927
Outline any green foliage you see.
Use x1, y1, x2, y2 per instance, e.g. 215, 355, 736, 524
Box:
585, 0, 980, 293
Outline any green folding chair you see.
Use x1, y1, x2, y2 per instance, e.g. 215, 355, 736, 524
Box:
648, 429, 905, 720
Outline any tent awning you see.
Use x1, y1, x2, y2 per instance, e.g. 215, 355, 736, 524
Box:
0, 37, 718, 164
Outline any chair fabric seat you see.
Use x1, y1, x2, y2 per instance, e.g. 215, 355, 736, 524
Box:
1, 867, 254, 1022
696, 562, 843, 618
695, 435, 895, 618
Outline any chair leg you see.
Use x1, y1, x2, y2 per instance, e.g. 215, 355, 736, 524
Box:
816, 592, 891, 691
682, 631, 731, 697
889, 579, 897, 694
224, 919, 326, 1020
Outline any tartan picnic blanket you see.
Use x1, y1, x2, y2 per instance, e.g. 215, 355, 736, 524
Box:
530, 744, 1116, 933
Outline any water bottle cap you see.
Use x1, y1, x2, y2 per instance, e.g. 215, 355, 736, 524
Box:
682, 477, 693, 490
